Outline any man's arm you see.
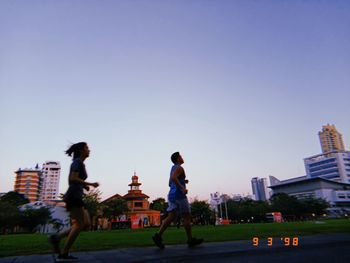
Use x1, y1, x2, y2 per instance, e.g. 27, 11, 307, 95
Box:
171, 167, 188, 194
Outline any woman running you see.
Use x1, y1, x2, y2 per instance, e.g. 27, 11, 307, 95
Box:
50, 142, 99, 261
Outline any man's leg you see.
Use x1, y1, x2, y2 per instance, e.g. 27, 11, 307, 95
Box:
153, 211, 177, 249
183, 213, 192, 241
158, 211, 177, 236
179, 198, 204, 248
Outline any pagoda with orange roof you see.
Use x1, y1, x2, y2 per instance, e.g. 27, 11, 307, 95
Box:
123, 172, 150, 204
123, 172, 160, 228
104, 172, 160, 229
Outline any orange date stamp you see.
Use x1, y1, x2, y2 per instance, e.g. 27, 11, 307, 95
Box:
252, 237, 299, 247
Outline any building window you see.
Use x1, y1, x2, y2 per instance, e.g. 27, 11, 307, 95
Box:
309, 158, 336, 168
134, 202, 143, 208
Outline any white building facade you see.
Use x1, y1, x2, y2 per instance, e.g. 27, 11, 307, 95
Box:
20, 201, 70, 233
269, 176, 350, 215
304, 151, 350, 184
40, 161, 61, 201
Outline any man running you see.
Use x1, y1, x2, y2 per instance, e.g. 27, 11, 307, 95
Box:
152, 152, 203, 249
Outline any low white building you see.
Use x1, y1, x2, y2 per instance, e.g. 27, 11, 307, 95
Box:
269, 176, 350, 215
19, 201, 70, 233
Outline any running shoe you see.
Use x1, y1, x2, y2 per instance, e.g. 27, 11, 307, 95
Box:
56, 253, 79, 262
49, 234, 61, 254
152, 233, 165, 249
188, 237, 204, 248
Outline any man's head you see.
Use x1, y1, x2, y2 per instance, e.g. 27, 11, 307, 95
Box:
171, 152, 184, 164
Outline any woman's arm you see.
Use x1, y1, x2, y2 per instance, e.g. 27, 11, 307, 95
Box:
69, 171, 99, 188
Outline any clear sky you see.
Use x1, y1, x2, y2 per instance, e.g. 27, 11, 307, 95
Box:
1, 0, 349, 202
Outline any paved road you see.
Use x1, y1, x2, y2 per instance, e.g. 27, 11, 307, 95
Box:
0, 233, 349, 263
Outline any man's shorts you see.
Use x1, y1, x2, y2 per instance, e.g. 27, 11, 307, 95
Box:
167, 198, 191, 215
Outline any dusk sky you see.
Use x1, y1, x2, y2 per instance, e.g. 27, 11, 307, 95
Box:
1, 0, 349, 202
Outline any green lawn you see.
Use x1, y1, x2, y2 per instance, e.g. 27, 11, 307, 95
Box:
0, 219, 349, 257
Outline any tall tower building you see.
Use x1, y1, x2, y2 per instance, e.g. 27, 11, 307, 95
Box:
14, 165, 42, 202
251, 177, 270, 201
41, 161, 61, 201
319, 124, 345, 153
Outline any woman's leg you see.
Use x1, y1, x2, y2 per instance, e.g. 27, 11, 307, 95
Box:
57, 229, 70, 240
49, 219, 76, 254
83, 209, 91, 230
61, 207, 85, 255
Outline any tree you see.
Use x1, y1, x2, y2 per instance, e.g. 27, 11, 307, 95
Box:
226, 199, 240, 222
102, 198, 129, 220
150, 198, 168, 213
0, 201, 21, 233
190, 200, 213, 225
270, 193, 303, 219
0, 191, 28, 233
269, 193, 331, 220
19, 207, 52, 232
0, 191, 29, 206
225, 198, 269, 223
240, 199, 269, 222
83, 189, 102, 220
299, 197, 330, 217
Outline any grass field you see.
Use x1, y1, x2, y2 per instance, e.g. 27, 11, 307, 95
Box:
0, 219, 349, 257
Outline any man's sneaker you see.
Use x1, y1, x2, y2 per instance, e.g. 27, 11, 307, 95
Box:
152, 233, 165, 249
49, 234, 61, 254
188, 237, 204, 248
56, 253, 79, 262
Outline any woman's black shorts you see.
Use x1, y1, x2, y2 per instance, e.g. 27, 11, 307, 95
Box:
65, 198, 84, 211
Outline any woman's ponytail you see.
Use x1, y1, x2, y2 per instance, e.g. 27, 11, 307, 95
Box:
65, 142, 87, 159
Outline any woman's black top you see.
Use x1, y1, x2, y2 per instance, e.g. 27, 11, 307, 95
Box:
63, 158, 88, 210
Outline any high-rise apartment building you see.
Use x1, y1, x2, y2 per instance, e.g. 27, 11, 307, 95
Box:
302, 125, 350, 183
41, 161, 61, 200
319, 124, 345, 153
14, 165, 42, 202
251, 177, 270, 201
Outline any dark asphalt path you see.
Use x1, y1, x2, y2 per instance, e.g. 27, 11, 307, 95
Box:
0, 233, 349, 263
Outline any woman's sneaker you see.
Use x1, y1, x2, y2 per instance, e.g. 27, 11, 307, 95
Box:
49, 234, 60, 254
56, 253, 79, 262
188, 237, 204, 248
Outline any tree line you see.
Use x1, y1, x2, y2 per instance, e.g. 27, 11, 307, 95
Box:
0, 191, 52, 234
149, 193, 330, 225
0, 190, 330, 234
